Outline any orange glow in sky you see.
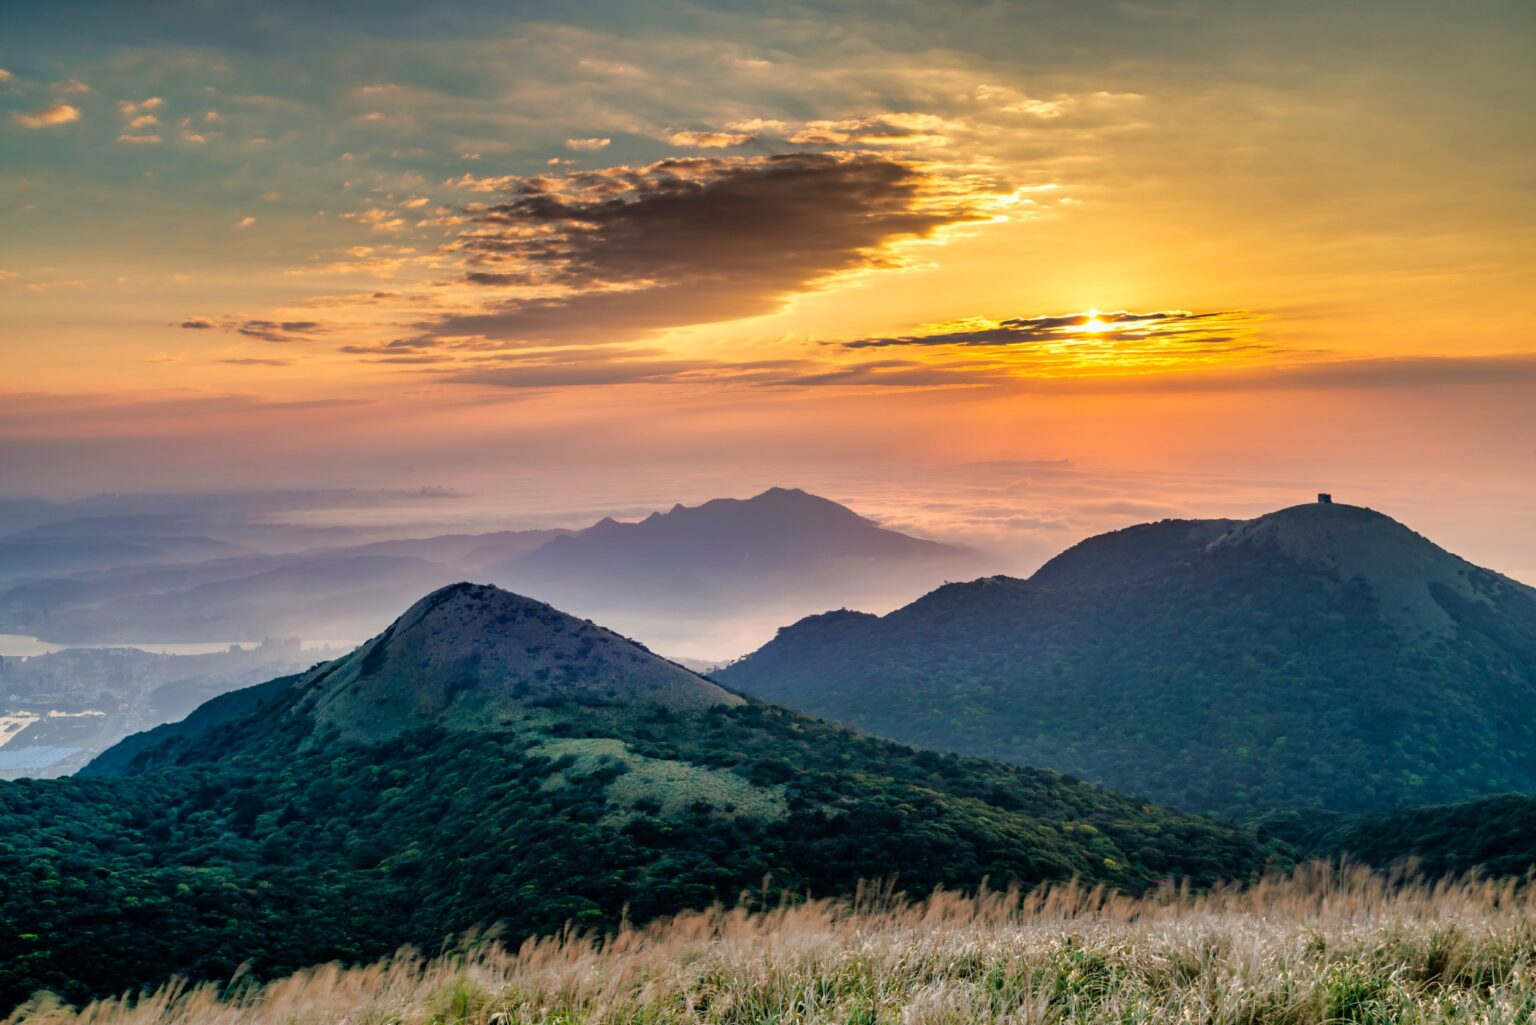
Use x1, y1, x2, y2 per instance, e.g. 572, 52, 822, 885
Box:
1, 0, 1533, 576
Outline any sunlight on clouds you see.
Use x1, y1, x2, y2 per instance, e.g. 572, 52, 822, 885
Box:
836, 309, 1272, 378
665, 129, 755, 148
12, 103, 81, 128
0, 1, 1528, 530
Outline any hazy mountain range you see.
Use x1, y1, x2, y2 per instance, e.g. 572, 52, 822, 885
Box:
0, 488, 985, 657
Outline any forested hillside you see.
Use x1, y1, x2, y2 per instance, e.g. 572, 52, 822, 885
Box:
718, 504, 1536, 818
0, 584, 1278, 1010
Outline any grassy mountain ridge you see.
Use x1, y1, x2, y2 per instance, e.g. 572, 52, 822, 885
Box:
716, 503, 1536, 819
0, 583, 1277, 1011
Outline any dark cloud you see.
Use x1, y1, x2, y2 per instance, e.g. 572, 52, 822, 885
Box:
339, 337, 437, 355
238, 326, 289, 343
842, 310, 1240, 349
221, 357, 293, 366
237, 319, 325, 343
424, 153, 990, 346
180, 317, 216, 329
357, 354, 454, 365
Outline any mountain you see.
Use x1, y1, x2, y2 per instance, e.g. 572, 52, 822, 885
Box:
75, 672, 302, 777
18, 555, 467, 643
282, 583, 742, 744
304, 528, 571, 566
1310, 793, 1536, 878
0, 491, 980, 656
492, 487, 987, 654
0, 583, 1276, 1010
716, 502, 1536, 819
0, 529, 568, 644
0, 516, 250, 585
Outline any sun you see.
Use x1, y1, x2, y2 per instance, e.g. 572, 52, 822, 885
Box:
1081, 309, 1112, 333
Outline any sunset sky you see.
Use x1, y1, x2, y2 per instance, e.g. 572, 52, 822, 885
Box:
3, 0, 1533, 576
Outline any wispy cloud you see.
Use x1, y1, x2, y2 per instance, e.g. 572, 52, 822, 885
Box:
115, 96, 163, 143
843, 310, 1242, 349
237, 319, 324, 343
341, 208, 406, 233
666, 129, 755, 148
831, 309, 1272, 376
786, 112, 960, 148
12, 103, 81, 128
178, 317, 325, 344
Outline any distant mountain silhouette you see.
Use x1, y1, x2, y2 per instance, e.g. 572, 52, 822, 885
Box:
0, 583, 1272, 1009
15, 555, 465, 642
0, 516, 250, 585
717, 502, 1536, 818
0, 490, 982, 655
306, 528, 570, 566
491, 488, 985, 652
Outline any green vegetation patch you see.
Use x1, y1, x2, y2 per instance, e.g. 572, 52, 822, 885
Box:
531, 737, 788, 821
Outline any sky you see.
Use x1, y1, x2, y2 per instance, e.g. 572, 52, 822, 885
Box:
2, 0, 1534, 577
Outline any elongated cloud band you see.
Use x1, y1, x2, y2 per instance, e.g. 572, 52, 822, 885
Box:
842, 310, 1243, 349
422, 152, 996, 346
